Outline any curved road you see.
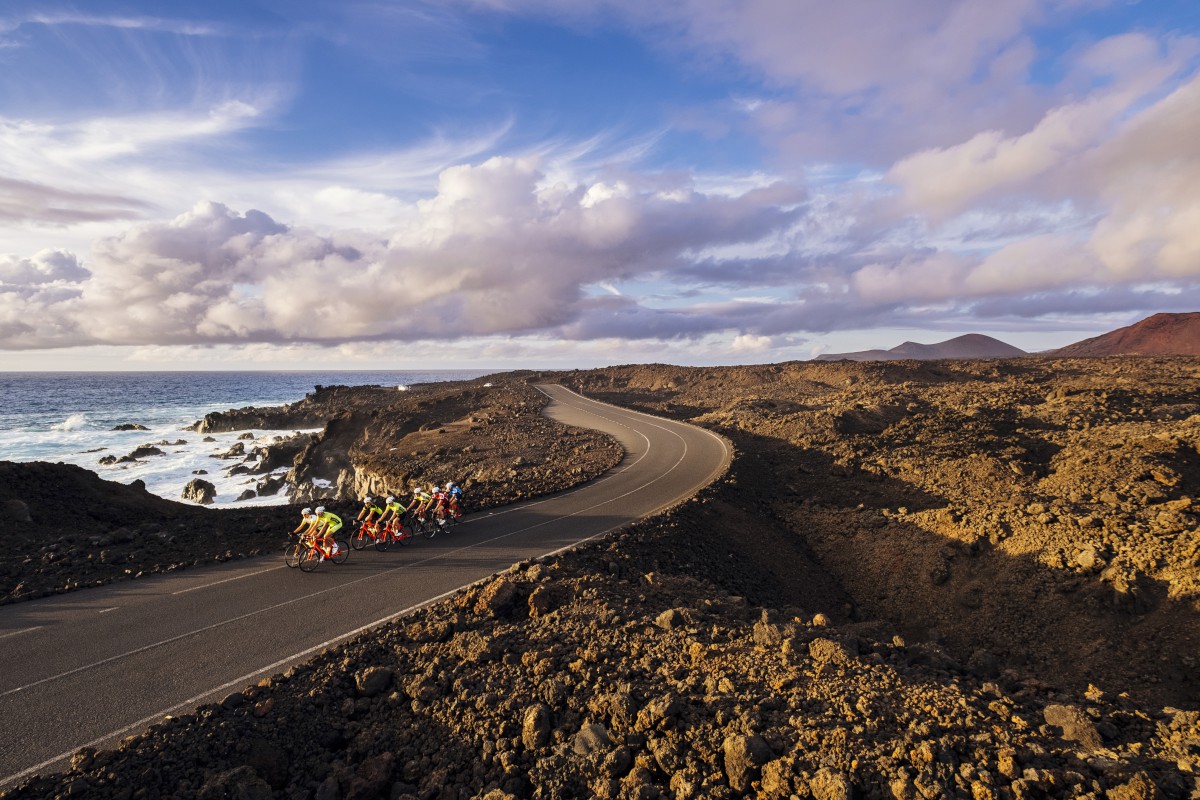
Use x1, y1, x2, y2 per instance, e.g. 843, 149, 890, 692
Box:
0, 384, 729, 788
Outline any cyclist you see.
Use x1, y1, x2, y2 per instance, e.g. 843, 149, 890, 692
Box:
430, 484, 449, 526
444, 482, 464, 518
357, 496, 384, 527
293, 507, 318, 537
378, 494, 406, 531
406, 486, 432, 521
312, 505, 343, 557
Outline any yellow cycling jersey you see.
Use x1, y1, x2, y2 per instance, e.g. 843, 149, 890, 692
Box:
318, 511, 342, 528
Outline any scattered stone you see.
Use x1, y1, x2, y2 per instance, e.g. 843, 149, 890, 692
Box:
523, 704, 551, 749
1043, 704, 1104, 750
655, 608, 687, 630
197, 766, 272, 800
574, 722, 613, 756
722, 734, 772, 793
474, 577, 517, 617
355, 666, 393, 698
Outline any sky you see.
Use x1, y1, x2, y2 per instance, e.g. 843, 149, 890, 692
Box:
1, 0, 1198, 370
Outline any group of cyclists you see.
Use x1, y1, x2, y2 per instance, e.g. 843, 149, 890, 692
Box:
288, 481, 465, 569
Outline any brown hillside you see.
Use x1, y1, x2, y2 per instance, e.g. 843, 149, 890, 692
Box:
1053, 312, 1200, 356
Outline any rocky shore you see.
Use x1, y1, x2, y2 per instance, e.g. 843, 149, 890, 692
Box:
3, 358, 1200, 799
0, 376, 621, 605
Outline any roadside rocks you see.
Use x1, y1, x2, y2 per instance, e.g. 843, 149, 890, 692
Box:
567, 357, 1200, 708
11, 510, 1194, 800
6, 360, 1200, 800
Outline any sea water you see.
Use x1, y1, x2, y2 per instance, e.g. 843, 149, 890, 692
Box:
0, 371, 493, 507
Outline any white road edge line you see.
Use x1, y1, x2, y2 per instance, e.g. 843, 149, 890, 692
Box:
97, 608, 119, 615
0, 626, 42, 641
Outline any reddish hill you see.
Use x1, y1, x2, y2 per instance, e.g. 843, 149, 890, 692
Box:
1051, 312, 1200, 356
816, 333, 1026, 361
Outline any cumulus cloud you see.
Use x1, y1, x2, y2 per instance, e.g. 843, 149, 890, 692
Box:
0, 159, 805, 349
0, 250, 91, 285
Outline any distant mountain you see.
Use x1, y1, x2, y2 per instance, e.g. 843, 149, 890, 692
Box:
815, 333, 1027, 362
1050, 312, 1200, 357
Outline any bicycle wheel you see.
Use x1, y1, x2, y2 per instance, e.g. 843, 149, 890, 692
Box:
331, 539, 350, 564
298, 547, 321, 572
421, 518, 436, 539
373, 531, 390, 552
284, 542, 303, 568
351, 526, 368, 550
396, 525, 411, 546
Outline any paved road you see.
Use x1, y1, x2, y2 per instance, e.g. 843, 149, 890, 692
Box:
0, 384, 729, 788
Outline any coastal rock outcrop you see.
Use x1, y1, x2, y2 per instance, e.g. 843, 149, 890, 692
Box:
181, 478, 217, 505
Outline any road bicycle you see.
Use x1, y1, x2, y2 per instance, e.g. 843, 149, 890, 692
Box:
381, 515, 413, 546
284, 533, 308, 568
351, 519, 390, 552
410, 513, 437, 539
432, 509, 458, 534
298, 533, 350, 572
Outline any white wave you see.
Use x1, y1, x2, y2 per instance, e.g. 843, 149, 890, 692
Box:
51, 413, 91, 431
396, 385, 409, 391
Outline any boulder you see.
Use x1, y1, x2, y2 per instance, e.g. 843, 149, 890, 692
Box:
523, 703, 551, 749
807, 767, 852, 800
474, 577, 517, 617
111, 423, 149, 431
1043, 704, 1103, 750
573, 722, 613, 756
346, 751, 394, 800
198, 766, 273, 800
723, 734, 772, 793
655, 608, 688, 630
182, 478, 217, 505
355, 666, 393, 698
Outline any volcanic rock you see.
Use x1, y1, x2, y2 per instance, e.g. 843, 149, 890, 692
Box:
182, 478, 217, 505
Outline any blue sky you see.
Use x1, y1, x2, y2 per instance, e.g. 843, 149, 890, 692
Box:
1, 0, 1199, 369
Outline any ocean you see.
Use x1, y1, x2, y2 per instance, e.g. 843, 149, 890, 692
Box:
0, 371, 493, 507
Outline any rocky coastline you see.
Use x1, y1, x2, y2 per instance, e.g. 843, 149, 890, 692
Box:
3, 358, 1200, 799
0, 375, 622, 606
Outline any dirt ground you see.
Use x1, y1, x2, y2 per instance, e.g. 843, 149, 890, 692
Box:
4, 358, 1200, 799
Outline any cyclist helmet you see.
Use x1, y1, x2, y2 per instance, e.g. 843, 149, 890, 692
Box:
362, 496, 373, 504
315, 506, 326, 515
386, 495, 395, 503
445, 482, 454, 490
302, 507, 313, 516
412, 487, 421, 494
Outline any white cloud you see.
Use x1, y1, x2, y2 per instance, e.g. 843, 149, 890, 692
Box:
0, 250, 90, 285
0, 161, 803, 349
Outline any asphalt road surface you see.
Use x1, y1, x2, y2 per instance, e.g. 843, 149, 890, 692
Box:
0, 384, 729, 788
